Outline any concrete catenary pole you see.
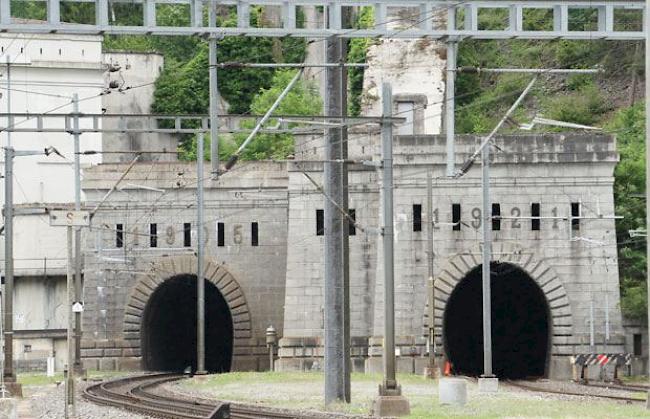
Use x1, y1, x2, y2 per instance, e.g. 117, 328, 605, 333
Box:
72, 93, 83, 373
445, 42, 456, 177
323, 27, 346, 404
64, 225, 75, 418
5, 55, 10, 148
209, 2, 219, 177
197, 132, 206, 374
381, 82, 397, 388
645, 0, 650, 406
339, 49, 351, 404
427, 170, 436, 372
340, 6, 351, 402
481, 144, 493, 378
3, 147, 14, 385
373, 84, 409, 416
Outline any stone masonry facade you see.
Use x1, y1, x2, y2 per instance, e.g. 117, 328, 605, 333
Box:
79, 132, 623, 380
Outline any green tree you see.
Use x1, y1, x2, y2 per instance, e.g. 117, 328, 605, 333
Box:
607, 103, 647, 321
348, 6, 374, 116
180, 69, 321, 161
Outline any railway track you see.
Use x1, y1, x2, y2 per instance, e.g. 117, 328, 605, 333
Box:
506, 379, 647, 404
83, 372, 309, 419
581, 381, 650, 393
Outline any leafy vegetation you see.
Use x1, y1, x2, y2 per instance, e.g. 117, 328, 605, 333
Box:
347, 7, 374, 116
607, 104, 647, 321
179, 69, 322, 161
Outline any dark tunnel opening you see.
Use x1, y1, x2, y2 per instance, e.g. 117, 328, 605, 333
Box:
142, 274, 233, 373
443, 262, 550, 379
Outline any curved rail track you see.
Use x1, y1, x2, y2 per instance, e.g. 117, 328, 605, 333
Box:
83, 372, 309, 419
581, 381, 650, 393
506, 379, 647, 404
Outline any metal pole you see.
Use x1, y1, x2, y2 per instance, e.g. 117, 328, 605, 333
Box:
209, 2, 219, 177
590, 298, 595, 352
457, 67, 600, 74
196, 132, 206, 374
481, 144, 493, 377
445, 41, 456, 177
427, 170, 436, 373
381, 82, 397, 390
605, 294, 610, 350
457, 77, 538, 178
65, 225, 75, 418
72, 93, 83, 374
339, 34, 351, 403
6, 55, 10, 148
323, 29, 345, 405
645, 0, 650, 405
217, 62, 368, 68
2, 147, 13, 385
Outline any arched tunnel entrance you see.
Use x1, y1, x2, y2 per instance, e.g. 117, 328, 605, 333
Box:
141, 274, 233, 372
443, 262, 550, 378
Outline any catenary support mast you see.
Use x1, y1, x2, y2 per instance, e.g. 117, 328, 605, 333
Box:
323, 16, 347, 403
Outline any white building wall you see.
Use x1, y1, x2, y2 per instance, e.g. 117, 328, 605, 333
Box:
0, 33, 104, 272
0, 33, 105, 371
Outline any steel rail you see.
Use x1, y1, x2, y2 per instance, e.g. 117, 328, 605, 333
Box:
580, 381, 650, 393
83, 373, 225, 419
507, 380, 647, 404
83, 372, 326, 419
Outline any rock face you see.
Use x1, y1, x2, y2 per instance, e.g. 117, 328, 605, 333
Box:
361, 38, 446, 135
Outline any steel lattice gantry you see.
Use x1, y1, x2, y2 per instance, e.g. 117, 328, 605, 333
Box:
0, 0, 645, 40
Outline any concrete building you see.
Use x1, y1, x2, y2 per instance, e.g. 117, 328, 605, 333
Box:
0, 38, 177, 372
0, 33, 104, 371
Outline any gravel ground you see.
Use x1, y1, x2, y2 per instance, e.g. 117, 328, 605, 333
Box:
26, 379, 149, 419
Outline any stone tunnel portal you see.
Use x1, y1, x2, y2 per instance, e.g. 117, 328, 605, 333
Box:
443, 262, 550, 379
141, 274, 233, 373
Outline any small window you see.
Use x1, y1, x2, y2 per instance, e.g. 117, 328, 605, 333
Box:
183, 223, 191, 247
531, 203, 541, 231
492, 203, 501, 231
452, 204, 461, 231
251, 222, 259, 246
217, 222, 225, 247
571, 202, 580, 231
316, 209, 324, 236
116, 224, 124, 248
634, 333, 643, 356
23, 344, 31, 353
349, 209, 356, 236
413, 204, 422, 232
150, 223, 158, 248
